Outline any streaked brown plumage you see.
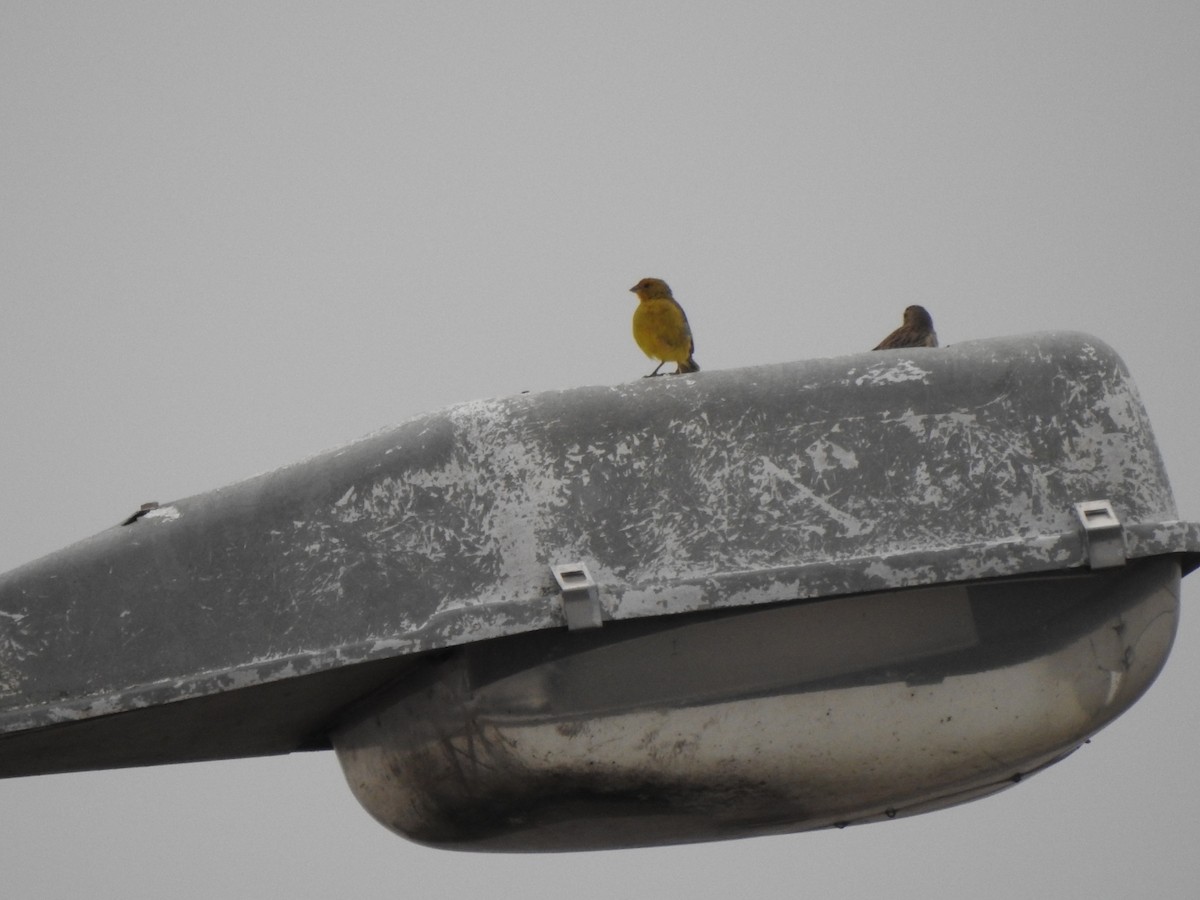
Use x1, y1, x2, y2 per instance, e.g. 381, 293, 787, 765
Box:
873, 305, 938, 350
629, 277, 700, 376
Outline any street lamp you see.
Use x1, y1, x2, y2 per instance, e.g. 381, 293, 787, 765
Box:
1, 332, 1195, 850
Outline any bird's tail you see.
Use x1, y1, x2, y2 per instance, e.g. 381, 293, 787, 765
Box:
676, 356, 700, 374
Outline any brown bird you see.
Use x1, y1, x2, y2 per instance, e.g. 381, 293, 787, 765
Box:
629, 277, 700, 376
873, 305, 938, 350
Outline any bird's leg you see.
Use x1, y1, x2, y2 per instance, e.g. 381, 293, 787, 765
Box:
644, 362, 666, 378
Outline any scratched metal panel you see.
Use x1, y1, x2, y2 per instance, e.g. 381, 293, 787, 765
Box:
0, 331, 1196, 746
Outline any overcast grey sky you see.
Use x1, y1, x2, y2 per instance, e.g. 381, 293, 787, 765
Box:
2, 2, 1198, 897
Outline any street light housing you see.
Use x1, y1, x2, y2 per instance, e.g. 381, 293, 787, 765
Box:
1, 332, 1195, 850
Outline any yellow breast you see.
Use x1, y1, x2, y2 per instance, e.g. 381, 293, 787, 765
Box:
633, 298, 693, 363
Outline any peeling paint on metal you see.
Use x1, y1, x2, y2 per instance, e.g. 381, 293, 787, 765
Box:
0, 332, 1196, 737
142, 505, 180, 523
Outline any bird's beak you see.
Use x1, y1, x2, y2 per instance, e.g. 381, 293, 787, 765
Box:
629, 285, 637, 293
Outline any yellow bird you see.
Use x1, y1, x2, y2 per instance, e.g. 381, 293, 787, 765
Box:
629, 277, 700, 376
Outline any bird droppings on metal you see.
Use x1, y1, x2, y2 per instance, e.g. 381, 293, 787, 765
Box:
0, 332, 1196, 739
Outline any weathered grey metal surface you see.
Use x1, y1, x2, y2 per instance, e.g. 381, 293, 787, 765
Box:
0, 331, 1196, 772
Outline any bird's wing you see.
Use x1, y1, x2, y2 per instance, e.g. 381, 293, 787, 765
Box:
873, 328, 902, 350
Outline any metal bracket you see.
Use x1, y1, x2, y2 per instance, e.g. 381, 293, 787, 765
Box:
1074, 500, 1126, 569
551, 562, 602, 630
